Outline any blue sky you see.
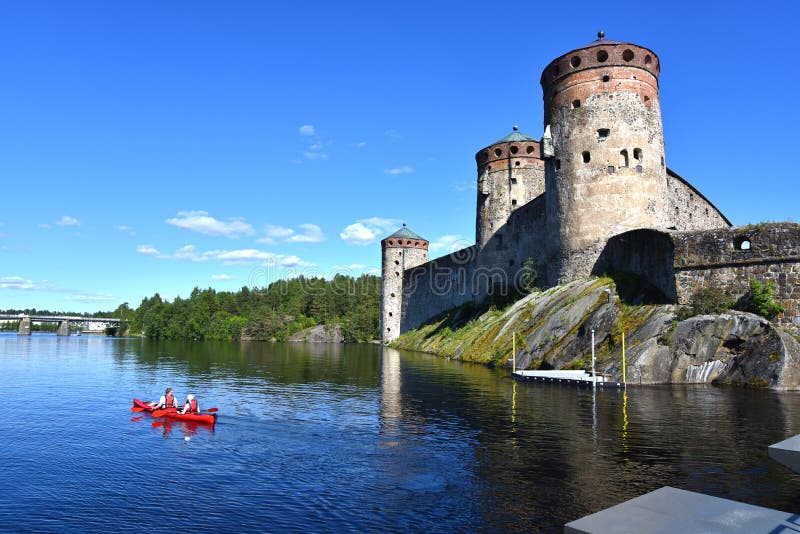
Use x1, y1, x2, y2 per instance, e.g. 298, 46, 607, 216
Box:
0, 1, 797, 312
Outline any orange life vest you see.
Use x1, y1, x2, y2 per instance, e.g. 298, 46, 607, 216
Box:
165, 393, 174, 407
188, 398, 198, 412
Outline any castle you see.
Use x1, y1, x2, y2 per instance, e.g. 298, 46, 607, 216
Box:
381, 33, 800, 342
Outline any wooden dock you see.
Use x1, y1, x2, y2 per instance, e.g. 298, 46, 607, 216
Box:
512, 369, 624, 388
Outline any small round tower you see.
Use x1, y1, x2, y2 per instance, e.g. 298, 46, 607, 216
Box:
475, 127, 545, 250
380, 225, 429, 342
541, 32, 669, 284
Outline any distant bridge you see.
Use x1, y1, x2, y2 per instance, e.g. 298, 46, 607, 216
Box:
0, 315, 122, 336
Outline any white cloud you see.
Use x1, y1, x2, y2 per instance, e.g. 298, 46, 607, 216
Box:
339, 217, 403, 246
211, 274, 234, 280
299, 125, 315, 136
57, 216, 80, 227
136, 245, 161, 256
280, 255, 315, 269
384, 129, 401, 139
114, 225, 136, 236
429, 234, 472, 254
165, 210, 255, 238
287, 224, 325, 243
0, 276, 37, 290
355, 141, 366, 149
385, 165, 413, 175
303, 151, 328, 160
258, 223, 326, 244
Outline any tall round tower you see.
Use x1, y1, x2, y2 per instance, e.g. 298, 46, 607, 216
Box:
541, 32, 669, 284
380, 225, 429, 342
475, 127, 545, 250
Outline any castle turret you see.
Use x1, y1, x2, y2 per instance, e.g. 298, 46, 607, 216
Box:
475, 127, 545, 250
381, 225, 429, 342
541, 32, 669, 285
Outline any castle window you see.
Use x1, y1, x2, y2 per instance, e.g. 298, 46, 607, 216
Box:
602, 75, 610, 82
608, 166, 615, 174
570, 56, 581, 68
394, 260, 399, 265
555, 159, 561, 170
623, 49, 635, 62
661, 156, 665, 167
511, 177, 517, 184
634, 148, 642, 161
644, 95, 651, 105
735, 237, 752, 251
620, 149, 629, 167
387, 327, 391, 332
388, 312, 393, 317
514, 161, 520, 166
636, 165, 643, 174
510, 145, 519, 154
582, 151, 590, 163
597, 50, 608, 62
526, 145, 535, 154
494, 148, 502, 157
390, 293, 395, 297
598, 128, 610, 139
395, 272, 400, 277
512, 199, 517, 206
645, 54, 652, 65
572, 99, 581, 109
705, 208, 709, 216
414, 241, 419, 246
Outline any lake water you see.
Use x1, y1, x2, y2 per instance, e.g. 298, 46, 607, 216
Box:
1, 333, 799, 532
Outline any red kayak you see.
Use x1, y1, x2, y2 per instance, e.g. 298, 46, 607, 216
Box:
132, 398, 217, 425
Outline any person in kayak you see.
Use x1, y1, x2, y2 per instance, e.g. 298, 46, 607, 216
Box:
149, 387, 178, 409
178, 394, 199, 414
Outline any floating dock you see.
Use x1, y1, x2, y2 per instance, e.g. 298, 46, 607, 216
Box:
512, 369, 624, 388
565, 486, 799, 533
769, 434, 800, 474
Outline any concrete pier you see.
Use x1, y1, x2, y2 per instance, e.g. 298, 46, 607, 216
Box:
769, 435, 800, 474
18, 317, 31, 336
56, 320, 70, 336
565, 486, 799, 533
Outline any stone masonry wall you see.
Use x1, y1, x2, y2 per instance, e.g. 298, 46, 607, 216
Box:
673, 223, 800, 329
666, 168, 730, 230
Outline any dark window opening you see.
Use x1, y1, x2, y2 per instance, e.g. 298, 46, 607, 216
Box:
572, 99, 581, 109
608, 166, 615, 174
494, 148, 502, 157
511, 177, 517, 184
645, 54, 652, 65
514, 161, 520, 166
570, 56, 581, 68
636, 165, 643, 174
620, 149, 629, 167
661, 156, 665, 167
512, 199, 517, 206
602, 75, 610, 82
582, 151, 590, 163
598, 128, 610, 138
735, 237, 752, 251
526, 145, 535, 154
555, 159, 561, 170
387, 327, 391, 332
634, 148, 642, 161
644, 95, 651, 104
395, 271, 400, 276
394, 260, 399, 265
597, 50, 608, 62
388, 312, 393, 317
623, 49, 634, 62
510, 145, 518, 154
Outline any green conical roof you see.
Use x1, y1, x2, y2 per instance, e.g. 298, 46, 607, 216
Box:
386, 224, 425, 241
491, 125, 536, 145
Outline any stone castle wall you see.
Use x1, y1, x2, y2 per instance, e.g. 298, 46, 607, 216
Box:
666, 169, 730, 230
598, 224, 800, 330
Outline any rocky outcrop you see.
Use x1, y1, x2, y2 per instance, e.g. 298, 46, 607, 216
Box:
391, 278, 800, 389
287, 325, 345, 343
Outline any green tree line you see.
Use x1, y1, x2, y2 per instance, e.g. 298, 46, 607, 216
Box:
123, 274, 381, 342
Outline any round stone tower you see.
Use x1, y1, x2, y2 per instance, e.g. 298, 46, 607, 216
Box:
541, 32, 669, 285
380, 225, 429, 342
475, 127, 545, 250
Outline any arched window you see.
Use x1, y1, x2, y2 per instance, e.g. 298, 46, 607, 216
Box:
620, 149, 629, 168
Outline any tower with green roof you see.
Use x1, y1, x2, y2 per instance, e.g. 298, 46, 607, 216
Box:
474, 126, 545, 250
380, 224, 429, 342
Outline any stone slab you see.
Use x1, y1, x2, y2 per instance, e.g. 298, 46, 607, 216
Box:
564, 486, 799, 534
770, 435, 800, 474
